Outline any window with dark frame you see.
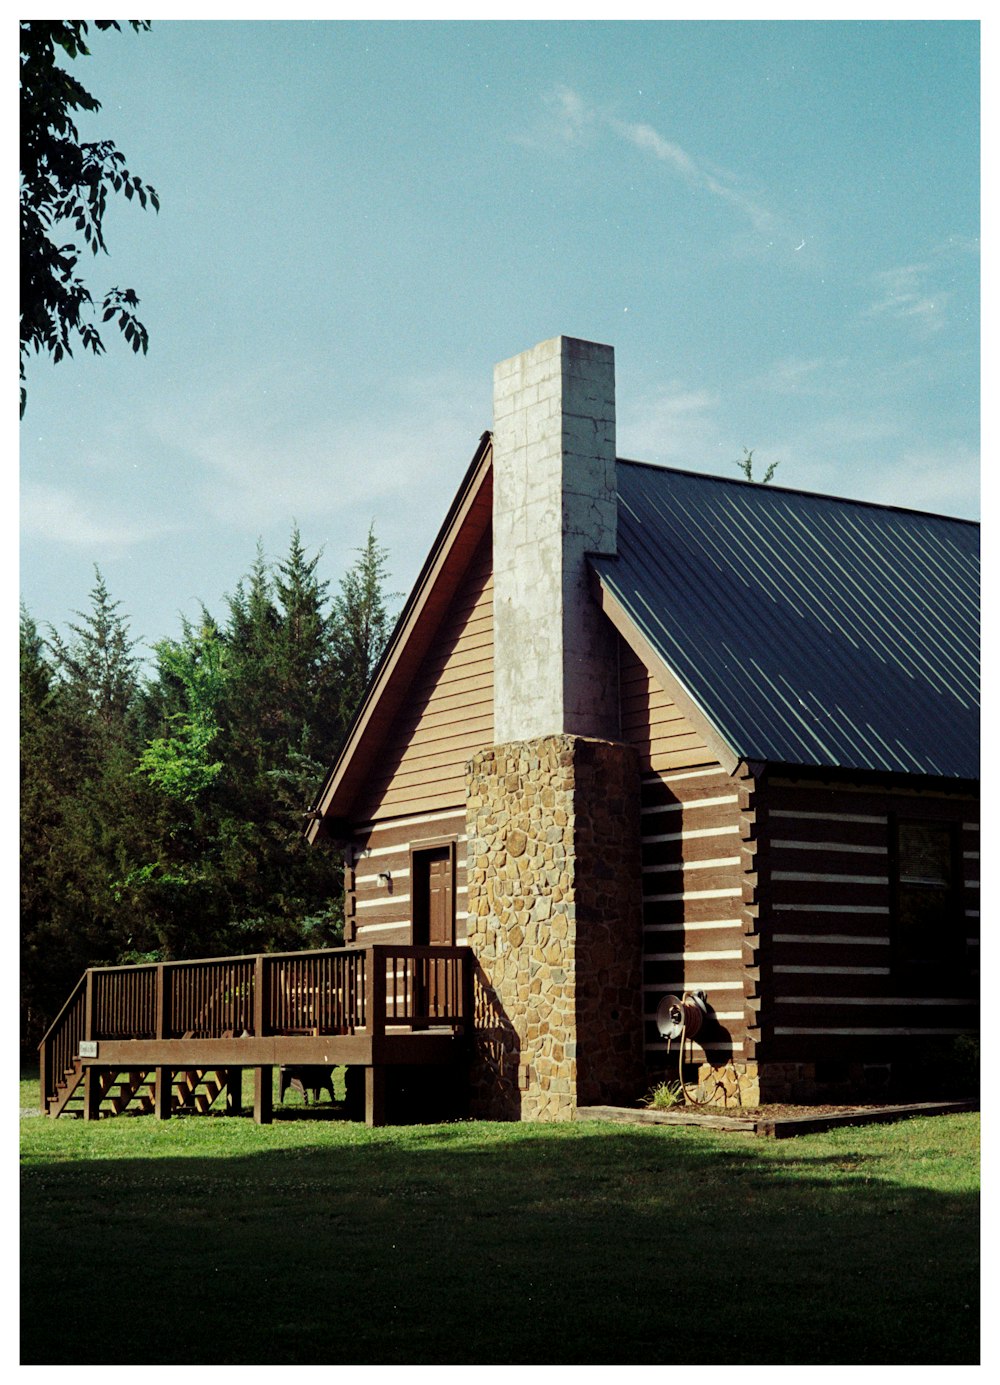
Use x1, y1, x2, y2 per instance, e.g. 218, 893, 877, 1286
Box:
894, 819, 961, 969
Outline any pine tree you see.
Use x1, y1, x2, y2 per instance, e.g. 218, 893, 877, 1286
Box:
20, 584, 153, 1047
47, 567, 140, 744
20, 608, 64, 1047
331, 524, 397, 730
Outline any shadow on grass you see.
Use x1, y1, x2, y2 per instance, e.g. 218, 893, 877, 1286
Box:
21, 1120, 978, 1366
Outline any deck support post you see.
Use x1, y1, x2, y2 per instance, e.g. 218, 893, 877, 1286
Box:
154, 1067, 172, 1120
225, 1068, 241, 1115
39, 1042, 50, 1115
365, 1066, 386, 1127
83, 1066, 101, 1121
254, 1066, 273, 1125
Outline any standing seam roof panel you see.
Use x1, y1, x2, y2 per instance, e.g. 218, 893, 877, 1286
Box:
594, 463, 979, 779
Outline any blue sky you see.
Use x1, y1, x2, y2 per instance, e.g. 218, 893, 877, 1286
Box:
18, 17, 980, 658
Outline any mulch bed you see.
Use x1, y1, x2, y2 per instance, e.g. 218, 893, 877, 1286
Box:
578, 1098, 978, 1138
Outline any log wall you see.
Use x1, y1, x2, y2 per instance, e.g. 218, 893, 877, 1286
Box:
617, 637, 980, 1084
762, 776, 979, 1064
346, 807, 470, 947
618, 639, 749, 1067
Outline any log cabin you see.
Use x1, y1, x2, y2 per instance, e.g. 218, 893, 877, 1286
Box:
39, 335, 978, 1124
304, 334, 979, 1118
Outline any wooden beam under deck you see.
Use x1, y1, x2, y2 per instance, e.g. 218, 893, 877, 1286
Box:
84, 1031, 465, 1070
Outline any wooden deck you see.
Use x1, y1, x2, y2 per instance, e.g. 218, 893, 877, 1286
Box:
39, 944, 471, 1127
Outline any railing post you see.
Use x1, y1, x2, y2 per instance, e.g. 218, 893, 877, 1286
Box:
81, 970, 99, 1120
155, 964, 168, 1040
366, 947, 386, 1041
254, 954, 268, 1038
462, 948, 474, 1036
154, 962, 172, 1120
84, 969, 94, 1043
253, 954, 273, 1125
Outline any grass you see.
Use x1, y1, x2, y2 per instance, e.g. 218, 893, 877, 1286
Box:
20, 1067, 979, 1366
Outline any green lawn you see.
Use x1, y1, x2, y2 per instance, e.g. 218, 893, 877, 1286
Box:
20, 1069, 979, 1366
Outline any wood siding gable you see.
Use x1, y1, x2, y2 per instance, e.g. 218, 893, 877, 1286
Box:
307, 436, 493, 839
355, 532, 493, 821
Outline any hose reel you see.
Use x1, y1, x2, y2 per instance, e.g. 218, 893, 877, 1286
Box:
655, 990, 710, 1106
655, 990, 709, 1043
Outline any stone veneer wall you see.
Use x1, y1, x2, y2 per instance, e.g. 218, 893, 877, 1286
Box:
465, 734, 645, 1121
692, 1060, 884, 1108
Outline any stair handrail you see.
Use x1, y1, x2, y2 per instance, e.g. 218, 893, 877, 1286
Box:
37, 970, 89, 1112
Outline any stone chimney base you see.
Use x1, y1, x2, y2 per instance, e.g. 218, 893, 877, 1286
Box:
465, 735, 645, 1121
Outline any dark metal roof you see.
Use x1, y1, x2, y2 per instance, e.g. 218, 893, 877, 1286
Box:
592, 462, 979, 779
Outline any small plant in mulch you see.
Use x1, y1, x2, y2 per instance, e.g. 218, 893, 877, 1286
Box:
641, 1080, 684, 1111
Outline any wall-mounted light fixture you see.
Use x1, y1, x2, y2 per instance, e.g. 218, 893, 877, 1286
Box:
377, 870, 392, 886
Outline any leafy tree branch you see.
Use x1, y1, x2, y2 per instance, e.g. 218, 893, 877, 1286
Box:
20, 20, 159, 415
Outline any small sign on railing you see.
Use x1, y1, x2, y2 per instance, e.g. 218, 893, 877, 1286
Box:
78, 1041, 98, 1059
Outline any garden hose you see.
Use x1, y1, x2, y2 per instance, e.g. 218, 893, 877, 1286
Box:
678, 990, 712, 1109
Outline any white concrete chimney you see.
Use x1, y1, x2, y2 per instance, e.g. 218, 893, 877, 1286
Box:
492, 335, 619, 743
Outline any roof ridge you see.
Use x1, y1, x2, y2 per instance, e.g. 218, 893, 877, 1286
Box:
615, 456, 980, 528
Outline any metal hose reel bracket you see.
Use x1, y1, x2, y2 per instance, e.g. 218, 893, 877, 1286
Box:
655, 990, 709, 1043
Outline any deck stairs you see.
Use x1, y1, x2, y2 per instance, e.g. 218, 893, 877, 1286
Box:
46, 1058, 86, 1118
45, 1060, 230, 1119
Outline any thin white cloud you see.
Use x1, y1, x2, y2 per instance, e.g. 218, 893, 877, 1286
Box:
932, 233, 980, 258
515, 83, 595, 150
20, 483, 172, 549
548, 84, 594, 145
526, 86, 788, 241
612, 116, 778, 236
866, 264, 949, 335
851, 443, 980, 517
612, 120, 699, 179
750, 357, 835, 397
179, 402, 476, 533
618, 382, 723, 468
142, 363, 489, 600
753, 422, 978, 520
619, 376, 977, 522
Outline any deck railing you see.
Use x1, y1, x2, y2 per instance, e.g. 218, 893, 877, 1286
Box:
38, 973, 88, 1112
38, 944, 470, 1110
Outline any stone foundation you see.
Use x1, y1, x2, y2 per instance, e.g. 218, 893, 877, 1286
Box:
465, 735, 644, 1120
690, 1060, 868, 1107
691, 1061, 762, 1109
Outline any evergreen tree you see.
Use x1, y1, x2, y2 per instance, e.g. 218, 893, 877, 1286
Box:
331, 524, 396, 729
20, 608, 63, 1046
20, 583, 153, 1046
209, 530, 348, 953
20, 527, 398, 1049
47, 567, 140, 742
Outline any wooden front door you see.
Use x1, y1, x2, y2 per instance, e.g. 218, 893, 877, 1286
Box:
412, 844, 455, 1020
